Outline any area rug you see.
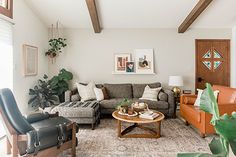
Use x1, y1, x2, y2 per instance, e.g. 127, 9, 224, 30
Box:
62, 118, 213, 157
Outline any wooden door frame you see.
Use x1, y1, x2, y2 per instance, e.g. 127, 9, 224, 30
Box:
195, 39, 231, 91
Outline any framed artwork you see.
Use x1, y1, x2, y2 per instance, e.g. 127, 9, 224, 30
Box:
126, 62, 135, 73
135, 49, 154, 74
114, 53, 130, 73
23, 44, 38, 76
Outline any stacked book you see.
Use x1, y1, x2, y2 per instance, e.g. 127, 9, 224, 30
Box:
139, 111, 159, 120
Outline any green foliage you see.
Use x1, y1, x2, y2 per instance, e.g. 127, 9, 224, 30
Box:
45, 38, 67, 57
116, 98, 131, 109
28, 75, 58, 109
178, 83, 236, 157
49, 69, 73, 97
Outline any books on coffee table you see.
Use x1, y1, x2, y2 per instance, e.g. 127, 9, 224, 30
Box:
139, 110, 159, 120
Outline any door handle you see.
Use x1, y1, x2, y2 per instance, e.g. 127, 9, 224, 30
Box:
198, 77, 204, 82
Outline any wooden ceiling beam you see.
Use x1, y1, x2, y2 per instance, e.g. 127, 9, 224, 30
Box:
86, 0, 101, 33
178, 0, 213, 33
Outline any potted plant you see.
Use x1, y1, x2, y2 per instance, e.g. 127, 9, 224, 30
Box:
45, 38, 67, 58
49, 69, 73, 102
178, 83, 236, 157
116, 98, 131, 113
28, 75, 58, 110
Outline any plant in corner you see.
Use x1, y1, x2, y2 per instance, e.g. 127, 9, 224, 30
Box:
45, 38, 67, 58
28, 74, 58, 109
49, 69, 73, 102
177, 83, 236, 157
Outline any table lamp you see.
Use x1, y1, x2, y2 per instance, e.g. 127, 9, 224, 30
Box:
169, 76, 183, 97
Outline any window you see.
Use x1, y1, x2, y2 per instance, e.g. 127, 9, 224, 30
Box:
0, 0, 13, 18
0, 18, 13, 138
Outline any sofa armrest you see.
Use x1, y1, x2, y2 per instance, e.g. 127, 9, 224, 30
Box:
163, 89, 175, 117
24, 113, 50, 123
65, 90, 72, 102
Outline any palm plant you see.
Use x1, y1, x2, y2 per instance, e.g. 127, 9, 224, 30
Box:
28, 75, 58, 109
178, 83, 236, 157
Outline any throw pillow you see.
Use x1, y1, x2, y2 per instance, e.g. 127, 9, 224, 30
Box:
194, 89, 220, 107
76, 82, 96, 102
101, 87, 109, 99
94, 87, 104, 101
139, 85, 162, 102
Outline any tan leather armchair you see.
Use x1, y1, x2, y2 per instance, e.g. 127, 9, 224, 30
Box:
180, 85, 236, 137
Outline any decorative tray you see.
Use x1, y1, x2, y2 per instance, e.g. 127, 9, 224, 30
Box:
118, 111, 138, 117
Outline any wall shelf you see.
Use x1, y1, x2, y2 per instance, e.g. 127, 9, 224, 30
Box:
112, 72, 156, 75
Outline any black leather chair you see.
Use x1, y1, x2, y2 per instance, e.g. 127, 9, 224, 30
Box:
0, 88, 78, 157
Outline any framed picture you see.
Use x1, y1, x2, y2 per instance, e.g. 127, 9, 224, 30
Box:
114, 53, 130, 73
23, 44, 38, 76
126, 62, 135, 73
135, 49, 154, 74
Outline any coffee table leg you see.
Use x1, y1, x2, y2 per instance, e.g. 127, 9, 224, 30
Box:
157, 121, 161, 137
117, 120, 121, 137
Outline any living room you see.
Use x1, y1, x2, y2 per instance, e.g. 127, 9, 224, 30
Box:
0, 0, 236, 157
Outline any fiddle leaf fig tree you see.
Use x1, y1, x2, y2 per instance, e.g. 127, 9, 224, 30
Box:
177, 83, 236, 157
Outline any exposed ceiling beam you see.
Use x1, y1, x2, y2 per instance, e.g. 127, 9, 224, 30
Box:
86, 0, 101, 33
178, 0, 213, 33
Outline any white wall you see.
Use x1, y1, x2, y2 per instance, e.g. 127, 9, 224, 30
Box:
232, 27, 236, 88
49, 28, 231, 92
13, 0, 48, 113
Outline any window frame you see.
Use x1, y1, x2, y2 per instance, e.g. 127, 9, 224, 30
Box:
0, 0, 13, 19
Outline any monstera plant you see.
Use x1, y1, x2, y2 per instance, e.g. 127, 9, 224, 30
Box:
49, 69, 73, 102
178, 83, 236, 157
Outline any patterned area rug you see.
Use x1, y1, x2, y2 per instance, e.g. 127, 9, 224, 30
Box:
62, 118, 213, 157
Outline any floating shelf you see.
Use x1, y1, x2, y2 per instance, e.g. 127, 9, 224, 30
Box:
112, 72, 156, 75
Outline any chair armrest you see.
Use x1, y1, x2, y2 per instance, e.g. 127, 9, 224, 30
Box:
24, 113, 50, 123
180, 94, 197, 105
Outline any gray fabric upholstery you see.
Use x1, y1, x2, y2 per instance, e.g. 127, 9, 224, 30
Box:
132, 82, 161, 98
71, 94, 80, 102
164, 89, 175, 117
104, 84, 132, 98
100, 98, 126, 109
133, 99, 169, 110
158, 91, 168, 101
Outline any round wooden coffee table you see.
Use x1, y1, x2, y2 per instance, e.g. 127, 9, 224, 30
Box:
112, 110, 165, 138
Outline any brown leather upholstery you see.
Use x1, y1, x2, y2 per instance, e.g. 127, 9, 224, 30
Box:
180, 85, 236, 137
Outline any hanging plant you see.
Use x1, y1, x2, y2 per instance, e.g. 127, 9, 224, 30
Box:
45, 38, 67, 58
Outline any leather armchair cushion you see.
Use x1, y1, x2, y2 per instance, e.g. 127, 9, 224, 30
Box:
213, 85, 236, 104
24, 113, 50, 123
184, 97, 196, 105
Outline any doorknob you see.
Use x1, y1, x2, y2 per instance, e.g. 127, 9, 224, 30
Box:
198, 77, 204, 82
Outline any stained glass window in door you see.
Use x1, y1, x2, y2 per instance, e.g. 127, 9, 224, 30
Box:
214, 61, 222, 70
203, 61, 211, 70
203, 51, 211, 58
213, 50, 222, 59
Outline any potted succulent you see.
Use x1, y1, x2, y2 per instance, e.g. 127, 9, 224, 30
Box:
49, 69, 73, 102
28, 75, 58, 110
45, 38, 67, 58
116, 99, 131, 113
178, 83, 236, 157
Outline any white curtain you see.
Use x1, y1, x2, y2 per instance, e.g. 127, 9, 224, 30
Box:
0, 17, 13, 138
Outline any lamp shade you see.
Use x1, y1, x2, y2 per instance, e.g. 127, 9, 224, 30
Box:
169, 76, 183, 87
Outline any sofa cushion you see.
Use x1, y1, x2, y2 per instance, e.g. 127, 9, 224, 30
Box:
132, 82, 161, 98
158, 91, 168, 101
132, 98, 169, 110
100, 98, 127, 109
140, 86, 162, 101
104, 84, 132, 98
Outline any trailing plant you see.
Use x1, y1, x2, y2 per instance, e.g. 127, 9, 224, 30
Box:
45, 38, 67, 58
177, 83, 236, 157
28, 75, 58, 109
49, 69, 73, 102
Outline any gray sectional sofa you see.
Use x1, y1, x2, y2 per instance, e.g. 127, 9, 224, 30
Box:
65, 82, 176, 118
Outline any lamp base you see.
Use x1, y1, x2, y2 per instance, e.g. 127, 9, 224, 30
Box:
172, 87, 181, 97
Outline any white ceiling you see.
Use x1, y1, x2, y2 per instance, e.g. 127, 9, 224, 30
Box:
24, 0, 236, 29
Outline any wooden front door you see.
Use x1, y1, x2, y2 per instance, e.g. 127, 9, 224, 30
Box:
195, 39, 230, 90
